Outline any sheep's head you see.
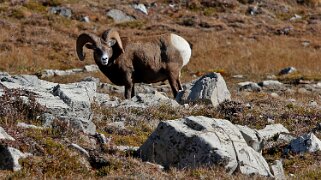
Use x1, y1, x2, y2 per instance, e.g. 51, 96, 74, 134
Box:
76, 29, 124, 66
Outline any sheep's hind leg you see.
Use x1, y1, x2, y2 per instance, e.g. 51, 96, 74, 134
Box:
125, 83, 133, 99
177, 78, 182, 91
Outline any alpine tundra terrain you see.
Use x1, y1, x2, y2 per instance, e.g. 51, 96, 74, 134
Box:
0, 0, 321, 179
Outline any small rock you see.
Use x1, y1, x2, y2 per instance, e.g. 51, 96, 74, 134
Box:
80, 16, 90, 23
238, 82, 261, 92
271, 160, 286, 180
245, 103, 252, 108
258, 80, 283, 89
232, 74, 244, 79
287, 98, 296, 103
0, 89, 4, 97
108, 121, 125, 129
258, 124, 289, 140
49, 6, 72, 18
106, 9, 135, 23
270, 92, 279, 98
83, 64, 99, 72
290, 14, 302, 21
275, 26, 293, 35
302, 40, 310, 47
146, 162, 164, 170
0, 146, 32, 171
266, 75, 277, 80
95, 133, 110, 144
289, 133, 321, 153
309, 100, 318, 107
278, 134, 295, 143
285, 89, 295, 95
70, 143, 90, 158
116, 145, 139, 152
279, 67, 297, 75
17, 122, 44, 130
0, 126, 15, 141
298, 87, 309, 94
247, 5, 261, 15
38, 113, 56, 127
267, 118, 275, 124
133, 3, 148, 15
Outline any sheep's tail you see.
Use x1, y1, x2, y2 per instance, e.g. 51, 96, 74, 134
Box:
170, 34, 192, 66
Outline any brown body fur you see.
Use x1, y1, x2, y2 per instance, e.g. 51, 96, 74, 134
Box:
97, 33, 183, 98
77, 30, 188, 99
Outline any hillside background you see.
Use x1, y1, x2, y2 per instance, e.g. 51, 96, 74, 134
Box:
0, 0, 321, 179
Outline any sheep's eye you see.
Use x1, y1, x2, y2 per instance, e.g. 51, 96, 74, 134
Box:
85, 44, 96, 50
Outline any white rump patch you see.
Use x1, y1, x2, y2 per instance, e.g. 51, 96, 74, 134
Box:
170, 34, 191, 66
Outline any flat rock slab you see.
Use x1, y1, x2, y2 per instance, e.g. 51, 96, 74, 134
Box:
138, 116, 272, 177
0, 74, 97, 134
0, 126, 15, 141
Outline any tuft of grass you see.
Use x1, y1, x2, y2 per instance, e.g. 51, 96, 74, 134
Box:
0, 89, 45, 127
115, 20, 146, 29
23, 1, 46, 13
10, 7, 27, 19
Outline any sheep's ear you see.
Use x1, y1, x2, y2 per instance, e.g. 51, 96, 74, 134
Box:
107, 40, 116, 47
85, 44, 96, 49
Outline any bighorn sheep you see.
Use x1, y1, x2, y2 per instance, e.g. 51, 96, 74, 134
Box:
76, 29, 191, 99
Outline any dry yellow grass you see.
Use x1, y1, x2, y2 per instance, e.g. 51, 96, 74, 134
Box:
0, 0, 320, 81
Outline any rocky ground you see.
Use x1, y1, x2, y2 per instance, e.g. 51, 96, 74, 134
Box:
0, 0, 321, 179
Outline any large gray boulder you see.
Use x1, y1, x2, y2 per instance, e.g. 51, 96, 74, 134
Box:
0, 74, 97, 134
138, 116, 272, 177
176, 73, 231, 107
0, 146, 31, 171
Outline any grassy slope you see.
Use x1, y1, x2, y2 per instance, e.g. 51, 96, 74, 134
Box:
0, 0, 321, 179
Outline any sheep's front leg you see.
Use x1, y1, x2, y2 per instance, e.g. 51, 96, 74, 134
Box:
168, 74, 180, 98
131, 84, 135, 97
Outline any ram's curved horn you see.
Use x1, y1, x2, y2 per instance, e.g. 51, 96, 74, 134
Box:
102, 29, 124, 53
76, 33, 100, 61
